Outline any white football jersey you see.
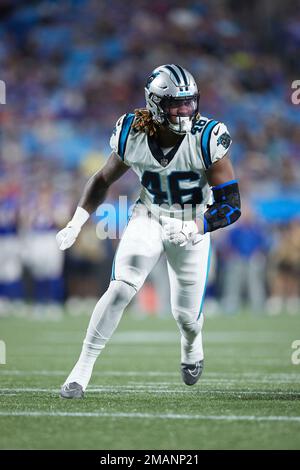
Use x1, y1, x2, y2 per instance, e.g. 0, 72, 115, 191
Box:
110, 113, 232, 220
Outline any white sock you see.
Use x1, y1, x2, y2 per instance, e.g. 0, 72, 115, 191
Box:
181, 329, 204, 364
64, 280, 136, 390
178, 314, 204, 364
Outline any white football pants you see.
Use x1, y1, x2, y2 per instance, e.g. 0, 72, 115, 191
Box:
65, 203, 211, 389
112, 204, 211, 363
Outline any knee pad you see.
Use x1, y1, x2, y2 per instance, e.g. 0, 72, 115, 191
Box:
108, 280, 137, 308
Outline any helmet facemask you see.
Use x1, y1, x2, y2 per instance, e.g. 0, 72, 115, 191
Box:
144, 64, 200, 135
160, 95, 199, 134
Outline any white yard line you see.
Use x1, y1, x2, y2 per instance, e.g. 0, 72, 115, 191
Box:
43, 330, 294, 344
0, 370, 67, 376
0, 410, 299, 423
1, 370, 300, 379
0, 387, 299, 396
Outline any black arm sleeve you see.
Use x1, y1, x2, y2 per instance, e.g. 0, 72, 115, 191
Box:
204, 180, 241, 233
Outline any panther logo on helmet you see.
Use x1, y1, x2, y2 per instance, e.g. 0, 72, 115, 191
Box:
146, 71, 160, 89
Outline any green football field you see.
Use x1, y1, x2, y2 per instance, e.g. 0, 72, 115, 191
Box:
0, 310, 299, 450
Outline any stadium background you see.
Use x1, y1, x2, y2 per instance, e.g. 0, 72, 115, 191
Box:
0, 0, 300, 314
0, 0, 300, 452
0, 0, 299, 317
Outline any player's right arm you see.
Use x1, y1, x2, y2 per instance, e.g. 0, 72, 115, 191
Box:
56, 152, 129, 250
78, 151, 129, 213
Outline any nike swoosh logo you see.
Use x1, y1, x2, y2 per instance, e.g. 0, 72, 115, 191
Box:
213, 126, 220, 136
65, 385, 81, 392
192, 238, 203, 246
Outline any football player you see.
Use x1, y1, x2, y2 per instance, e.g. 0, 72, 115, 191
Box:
57, 64, 241, 398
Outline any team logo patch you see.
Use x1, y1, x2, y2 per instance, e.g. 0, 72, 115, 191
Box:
146, 71, 160, 89
217, 132, 231, 149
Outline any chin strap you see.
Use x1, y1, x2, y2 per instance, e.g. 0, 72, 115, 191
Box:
204, 180, 241, 233
167, 117, 193, 134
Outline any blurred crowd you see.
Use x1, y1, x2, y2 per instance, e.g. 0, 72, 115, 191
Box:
0, 0, 299, 316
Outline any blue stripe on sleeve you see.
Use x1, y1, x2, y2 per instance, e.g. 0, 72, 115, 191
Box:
118, 113, 135, 160
200, 120, 219, 169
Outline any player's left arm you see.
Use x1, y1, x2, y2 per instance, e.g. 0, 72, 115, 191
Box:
161, 155, 241, 245
161, 123, 241, 246
202, 153, 241, 233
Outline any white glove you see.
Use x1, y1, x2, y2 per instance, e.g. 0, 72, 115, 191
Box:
160, 216, 199, 247
56, 207, 90, 251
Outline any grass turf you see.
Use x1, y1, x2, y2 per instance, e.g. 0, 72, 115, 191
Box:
0, 311, 299, 450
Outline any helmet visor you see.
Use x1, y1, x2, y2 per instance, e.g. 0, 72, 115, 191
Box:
161, 95, 198, 118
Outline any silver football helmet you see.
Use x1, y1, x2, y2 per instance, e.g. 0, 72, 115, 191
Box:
145, 64, 199, 134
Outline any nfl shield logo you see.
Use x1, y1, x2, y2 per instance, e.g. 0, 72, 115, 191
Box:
160, 158, 169, 167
